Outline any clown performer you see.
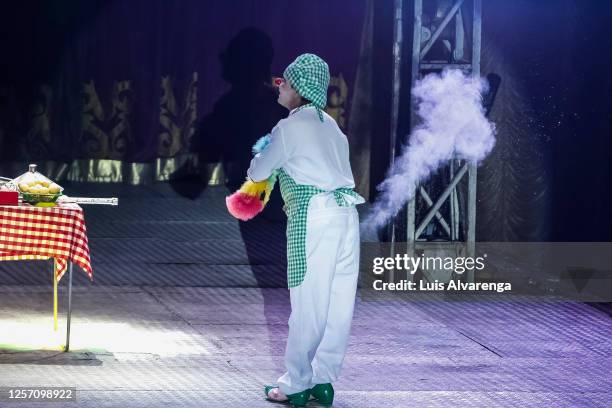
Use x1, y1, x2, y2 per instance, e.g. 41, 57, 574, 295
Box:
246, 53, 365, 407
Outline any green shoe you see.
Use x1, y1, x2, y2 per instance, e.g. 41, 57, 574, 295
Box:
311, 383, 334, 405
264, 385, 277, 399
286, 389, 311, 407
264, 385, 311, 407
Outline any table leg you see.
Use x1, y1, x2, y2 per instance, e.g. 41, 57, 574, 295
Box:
53, 260, 58, 331
65, 262, 73, 352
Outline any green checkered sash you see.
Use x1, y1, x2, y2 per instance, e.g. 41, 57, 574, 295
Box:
277, 168, 363, 288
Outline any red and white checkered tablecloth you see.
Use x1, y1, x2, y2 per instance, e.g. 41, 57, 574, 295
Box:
0, 203, 93, 281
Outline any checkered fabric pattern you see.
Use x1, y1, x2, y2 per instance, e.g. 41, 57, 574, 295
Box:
283, 53, 330, 122
0, 203, 93, 281
277, 168, 361, 288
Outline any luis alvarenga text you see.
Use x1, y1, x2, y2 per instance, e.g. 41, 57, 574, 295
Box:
371, 254, 512, 293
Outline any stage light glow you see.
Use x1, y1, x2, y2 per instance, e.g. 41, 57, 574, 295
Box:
0, 318, 214, 356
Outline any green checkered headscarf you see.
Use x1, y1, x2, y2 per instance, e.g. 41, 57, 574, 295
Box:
283, 53, 330, 121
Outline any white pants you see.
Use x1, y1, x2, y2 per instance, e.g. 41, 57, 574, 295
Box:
277, 193, 360, 395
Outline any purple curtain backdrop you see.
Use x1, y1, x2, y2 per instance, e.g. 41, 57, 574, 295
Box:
0, 0, 367, 164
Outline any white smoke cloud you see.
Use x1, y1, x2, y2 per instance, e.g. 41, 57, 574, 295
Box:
362, 69, 496, 232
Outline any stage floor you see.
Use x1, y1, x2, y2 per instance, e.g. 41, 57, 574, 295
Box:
0, 182, 611, 407
0, 286, 610, 407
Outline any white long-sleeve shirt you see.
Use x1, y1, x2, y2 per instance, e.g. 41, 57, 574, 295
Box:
247, 106, 356, 191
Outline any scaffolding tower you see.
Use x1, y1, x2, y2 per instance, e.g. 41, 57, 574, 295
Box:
390, 0, 482, 284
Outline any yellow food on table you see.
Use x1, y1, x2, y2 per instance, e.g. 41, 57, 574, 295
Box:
19, 180, 60, 193
17, 177, 62, 201
49, 183, 61, 194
